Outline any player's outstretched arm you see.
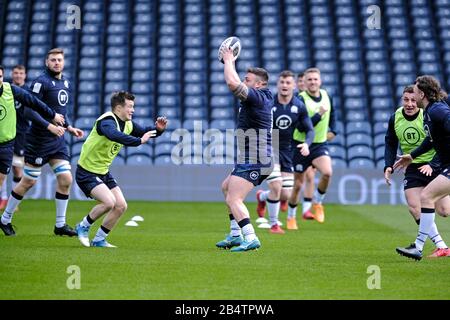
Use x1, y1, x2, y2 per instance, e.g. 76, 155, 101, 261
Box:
223, 48, 248, 101
11, 84, 64, 126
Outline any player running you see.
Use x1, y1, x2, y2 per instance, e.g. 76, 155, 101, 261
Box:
255, 70, 314, 233
1, 48, 83, 237
287, 67, 337, 227
0, 64, 65, 236
394, 76, 450, 260
0, 65, 31, 210
74, 91, 167, 248
384, 85, 450, 258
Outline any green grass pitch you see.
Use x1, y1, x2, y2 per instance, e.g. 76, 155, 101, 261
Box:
1, 200, 449, 300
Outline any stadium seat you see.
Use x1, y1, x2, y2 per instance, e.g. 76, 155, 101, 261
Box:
331, 158, 347, 169
346, 121, 372, 135
348, 158, 375, 169
127, 154, 153, 165
347, 146, 374, 160
346, 133, 373, 147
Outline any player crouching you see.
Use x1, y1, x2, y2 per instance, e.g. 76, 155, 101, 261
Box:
74, 91, 167, 248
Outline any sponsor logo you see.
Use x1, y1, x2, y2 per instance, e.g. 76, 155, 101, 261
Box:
249, 171, 260, 180
275, 115, 292, 130
0, 105, 7, 121
58, 90, 69, 106
403, 127, 420, 145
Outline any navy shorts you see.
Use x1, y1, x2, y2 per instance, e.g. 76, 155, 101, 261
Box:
25, 140, 70, 166
279, 148, 293, 173
293, 143, 329, 173
0, 141, 14, 175
76, 165, 118, 198
403, 163, 440, 190
231, 164, 272, 187
440, 165, 450, 181
14, 131, 26, 157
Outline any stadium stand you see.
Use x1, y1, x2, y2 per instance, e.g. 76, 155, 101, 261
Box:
1, 0, 449, 167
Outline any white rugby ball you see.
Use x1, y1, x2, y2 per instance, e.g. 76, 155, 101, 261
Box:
218, 36, 241, 64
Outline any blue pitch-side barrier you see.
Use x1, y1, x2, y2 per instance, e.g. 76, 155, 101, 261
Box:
3, 165, 409, 205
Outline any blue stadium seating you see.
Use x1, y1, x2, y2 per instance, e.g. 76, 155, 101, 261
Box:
1, 0, 447, 166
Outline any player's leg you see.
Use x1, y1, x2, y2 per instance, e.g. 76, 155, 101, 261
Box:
287, 171, 305, 230
397, 174, 450, 260
267, 179, 284, 233
10, 155, 25, 211
0, 163, 40, 234
90, 186, 127, 248
226, 175, 261, 251
405, 187, 447, 253
216, 175, 244, 249
302, 167, 315, 220
404, 187, 422, 223
256, 165, 281, 218
75, 168, 117, 247
311, 155, 333, 223
0, 144, 15, 235
50, 159, 76, 236
0, 178, 7, 210
435, 195, 450, 218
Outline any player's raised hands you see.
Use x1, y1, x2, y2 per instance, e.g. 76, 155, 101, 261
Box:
47, 123, 66, 137
221, 47, 235, 64
53, 113, 65, 126
297, 143, 310, 157
155, 116, 168, 132
393, 154, 413, 171
141, 130, 157, 144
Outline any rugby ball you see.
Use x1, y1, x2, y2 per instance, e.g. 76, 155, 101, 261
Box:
218, 36, 241, 64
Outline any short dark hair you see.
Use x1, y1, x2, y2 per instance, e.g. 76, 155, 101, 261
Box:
46, 48, 64, 59
247, 67, 269, 85
403, 85, 414, 94
12, 64, 26, 71
0, 65, 4, 73
297, 72, 305, 78
415, 75, 448, 102
279, 70, 295, 79
111, 91, 135, 109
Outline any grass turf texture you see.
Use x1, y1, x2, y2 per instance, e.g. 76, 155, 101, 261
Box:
1, 200, 449, 299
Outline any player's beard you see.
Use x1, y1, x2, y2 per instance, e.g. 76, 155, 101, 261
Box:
416, 99, 424, 109
47, 67, 62, 78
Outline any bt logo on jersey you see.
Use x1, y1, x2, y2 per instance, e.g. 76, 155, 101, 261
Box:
275, 115, 292, 130
58, 90, 69, 106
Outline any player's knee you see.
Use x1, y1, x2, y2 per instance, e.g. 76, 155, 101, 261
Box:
225, 194, 241, 208
221, 180, 229, 195
57, 174, 72, 189
435, 205, 450, 217
115, 200, 128, 214
103, 197, 116, 212
321, 169, 333, 180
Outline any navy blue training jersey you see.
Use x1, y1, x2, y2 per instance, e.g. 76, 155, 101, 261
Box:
236, 87, 273, 165
28, 69, 72, 143
272, 95, 310, 151
423, 101, 450, 166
